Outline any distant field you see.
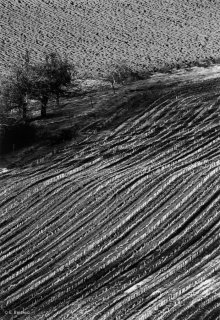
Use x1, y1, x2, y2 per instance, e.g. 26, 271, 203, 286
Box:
1, 0, 220, 77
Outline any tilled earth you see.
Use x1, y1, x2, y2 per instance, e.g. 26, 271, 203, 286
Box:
1, 67, 220, 319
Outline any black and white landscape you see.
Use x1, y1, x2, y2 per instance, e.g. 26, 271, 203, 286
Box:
1, 1, 220, 320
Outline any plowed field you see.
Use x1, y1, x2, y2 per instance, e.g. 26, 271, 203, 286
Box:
1, 0, 220, 77
1, 67, 220, 319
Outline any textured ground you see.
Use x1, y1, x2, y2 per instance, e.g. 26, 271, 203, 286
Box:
1, 0, 220, 77
1, 67, 220, 319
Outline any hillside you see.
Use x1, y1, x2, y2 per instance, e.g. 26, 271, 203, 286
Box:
1, 0, 220, 77
1, 66, 220, 319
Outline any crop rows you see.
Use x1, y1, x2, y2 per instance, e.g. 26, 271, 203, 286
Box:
1, 81, 220, 319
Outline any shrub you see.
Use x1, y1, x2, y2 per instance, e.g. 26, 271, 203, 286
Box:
0, 121, 36, 154
60, 128, 73, 140
105, 62, 143, 93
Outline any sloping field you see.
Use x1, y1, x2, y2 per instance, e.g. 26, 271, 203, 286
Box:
1, 0, 220, 77
1, 73, 220, 319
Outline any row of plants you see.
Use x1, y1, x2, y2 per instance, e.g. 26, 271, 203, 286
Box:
1, 82, 220, 313
1, 56, 220, 320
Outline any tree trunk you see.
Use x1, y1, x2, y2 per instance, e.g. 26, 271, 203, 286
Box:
111, 82, 116, 94
22, 93, 28, 122
41, 103, 46, 118
23, 103, 27, 121
56, 93, 60, 107
90, 96, 94, 108
41, 95, 48, 118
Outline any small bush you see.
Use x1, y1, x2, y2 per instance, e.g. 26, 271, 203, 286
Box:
32, 123, 78, 147
60, 128, 73, 141
0, 122, 36, 154
105, 62, 144, 93
46, 128, 74, 146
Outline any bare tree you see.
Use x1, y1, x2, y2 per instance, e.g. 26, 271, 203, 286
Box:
1, 50, 77, 119
43, 52, 75, 107
1, 50, 35, 121
106, 62, 141, 93
30, 52, 76, 116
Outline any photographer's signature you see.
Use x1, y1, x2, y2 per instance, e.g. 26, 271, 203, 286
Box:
0, 302, 30, 315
